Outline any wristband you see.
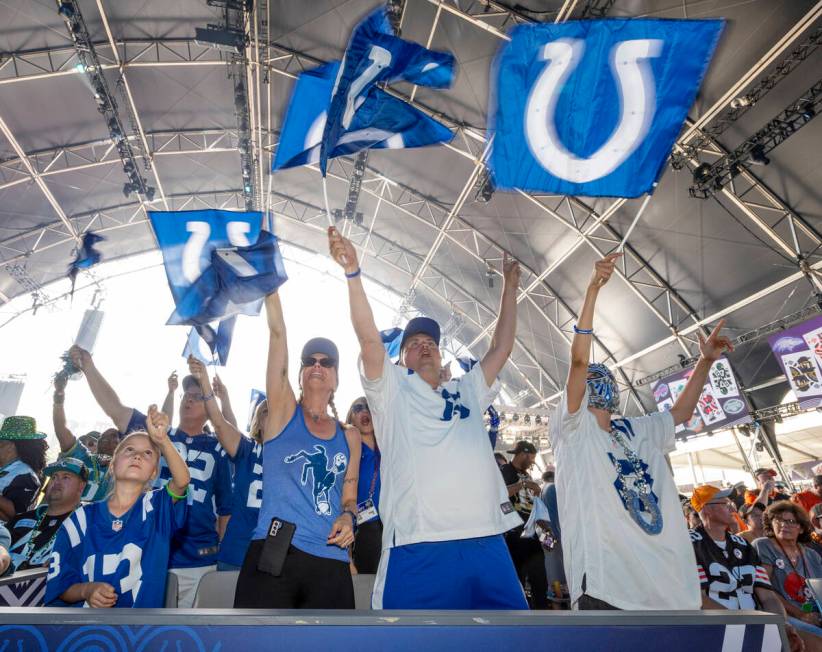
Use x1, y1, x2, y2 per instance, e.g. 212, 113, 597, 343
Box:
343, 509, 358, 529
345, 268, 361, 279
166, 484, 189, 500
573, 325, 594, 335
202, 393, 215, 402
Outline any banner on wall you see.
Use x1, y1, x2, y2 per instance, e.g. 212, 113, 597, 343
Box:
768, 314, 822, 409
651, 357, 751, 435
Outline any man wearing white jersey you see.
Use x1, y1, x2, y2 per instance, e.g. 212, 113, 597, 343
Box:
551, 252, 733, 611
329, 227, 526, 610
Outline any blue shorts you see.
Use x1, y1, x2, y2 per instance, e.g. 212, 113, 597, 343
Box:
373, 534, 527, 610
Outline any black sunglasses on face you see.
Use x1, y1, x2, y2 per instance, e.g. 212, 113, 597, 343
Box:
301, 356, 335, 368
351, 403, 370, 414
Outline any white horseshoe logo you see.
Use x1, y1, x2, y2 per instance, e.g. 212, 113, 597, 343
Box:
524, 38, 662, 183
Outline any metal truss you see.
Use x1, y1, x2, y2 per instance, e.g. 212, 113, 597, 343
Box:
689, 78, 822, 198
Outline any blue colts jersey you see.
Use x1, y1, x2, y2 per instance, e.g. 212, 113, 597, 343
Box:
45, 488, 187, 608
218, 436, 262, 567
126, 409, 232, 568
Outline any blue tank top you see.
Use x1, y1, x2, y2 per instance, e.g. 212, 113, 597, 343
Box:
252, 406, 350, 562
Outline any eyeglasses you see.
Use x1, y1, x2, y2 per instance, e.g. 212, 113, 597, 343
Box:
182, 392, 206, 402
351, 403, 370, 414
301, 356, 335, 368
774, 517, 800, 527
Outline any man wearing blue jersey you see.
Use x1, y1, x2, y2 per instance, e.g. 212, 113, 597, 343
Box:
69, 346, 232, 607
329, 227, 526, 610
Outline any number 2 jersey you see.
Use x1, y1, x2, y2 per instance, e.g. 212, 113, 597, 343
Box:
217, 436, 262, 567
126, 409, 232, 568
45, 488, 187, 608
690, 525, 772, 609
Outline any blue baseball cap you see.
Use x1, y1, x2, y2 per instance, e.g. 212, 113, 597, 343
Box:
44, 457, 88, 482
301, 337, 339, 368
400, 317, 441, 353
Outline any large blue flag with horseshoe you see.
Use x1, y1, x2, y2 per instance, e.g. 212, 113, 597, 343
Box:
490, 19, 723, 197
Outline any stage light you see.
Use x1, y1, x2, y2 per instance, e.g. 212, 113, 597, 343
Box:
730, 95, 752, 110
144, 186, 155, 202
123, 182, 135, 198
692, 162, 712, 184
750, 144, 770, 166
195, 26, 244, 54
57, 1, 75, 18
800, 101, 816, 121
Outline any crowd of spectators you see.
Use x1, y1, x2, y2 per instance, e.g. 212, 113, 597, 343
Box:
0, 242, 818, 652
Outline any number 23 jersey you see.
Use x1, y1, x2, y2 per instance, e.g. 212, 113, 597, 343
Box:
690, 525, 772, 609
45, 488, 187, 608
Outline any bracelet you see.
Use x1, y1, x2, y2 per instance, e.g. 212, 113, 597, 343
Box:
343, 508, 358, 527
573, 325, 594, 335
345, 268, 361, 279
202, 393, 215, 402
166, 484, 189, 500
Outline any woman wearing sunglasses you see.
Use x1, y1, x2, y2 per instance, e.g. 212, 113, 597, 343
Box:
346, 397, 382, 574
233, 289, 361, 609
755, 501, 822, 646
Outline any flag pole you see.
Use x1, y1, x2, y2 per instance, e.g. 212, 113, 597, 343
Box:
616, 184, 657, 252
322, 176, 335, 227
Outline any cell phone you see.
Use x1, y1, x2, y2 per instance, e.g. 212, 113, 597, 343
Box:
257, 517, 296, 577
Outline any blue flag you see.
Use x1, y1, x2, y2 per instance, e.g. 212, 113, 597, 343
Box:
247, 389, 266, 432
490, 18, 723, 197
319, 7, 456, 175
148, 209, 263, 325
380, 327, 403, 360
183, 317, 236, 367
273, 61, 453, 171
174, 230, 288, 327
68, 231, 104, 296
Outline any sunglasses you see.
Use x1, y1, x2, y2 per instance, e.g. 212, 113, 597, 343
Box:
351, 403, 370, 414
301, 356, 335, 369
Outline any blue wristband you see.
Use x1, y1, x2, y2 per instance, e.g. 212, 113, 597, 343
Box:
573, 325, 594, 335
345, 268, 361, 279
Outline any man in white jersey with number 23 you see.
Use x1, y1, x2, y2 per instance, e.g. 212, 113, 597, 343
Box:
329, 227, 526, 609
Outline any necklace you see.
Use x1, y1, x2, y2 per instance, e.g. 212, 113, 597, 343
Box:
608, 421, 663, 536
19, 507, 60, 567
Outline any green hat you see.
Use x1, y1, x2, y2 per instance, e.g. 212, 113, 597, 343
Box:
0, 416, 47, 441
44, 457, 88, 482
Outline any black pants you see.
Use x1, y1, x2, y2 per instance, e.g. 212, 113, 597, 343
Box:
234, 540, 355, 609
577, 594, 620, 610
505, 529, 549, 609
352, 519, 383, 574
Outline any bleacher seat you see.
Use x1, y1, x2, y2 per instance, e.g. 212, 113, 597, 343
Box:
353, 573, 375, 610
192, 570, 239, 608
164, 572, 179, 608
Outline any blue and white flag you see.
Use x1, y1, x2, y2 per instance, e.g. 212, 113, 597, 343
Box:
380, 327, 403, 360
273, 61, 453, 171
490, 18, 723, 197
148, 209, 263, 325
247, 389, 266, 432
183, 317, 236, 367
319, 7, 456, 175
174, 230, 288, 326
68, 231, 104, 296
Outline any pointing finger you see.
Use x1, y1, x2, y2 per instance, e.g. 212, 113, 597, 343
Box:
709, 319, 726, 339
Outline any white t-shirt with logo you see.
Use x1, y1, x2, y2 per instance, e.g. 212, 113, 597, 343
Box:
361, 355, 522, 549
550, 387, 701, 610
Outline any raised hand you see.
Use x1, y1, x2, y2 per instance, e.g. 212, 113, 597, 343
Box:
590, 252, 621, 289
502, 253, 521, 289
698, 319, 734, 362
328, 226, 359, 274
212, 374, 228, 401
145, 404, 170, 445
86, 582, 117, 608
68, 345, 92, 371
167, 371, 178, 393
187, 355, 207, 382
